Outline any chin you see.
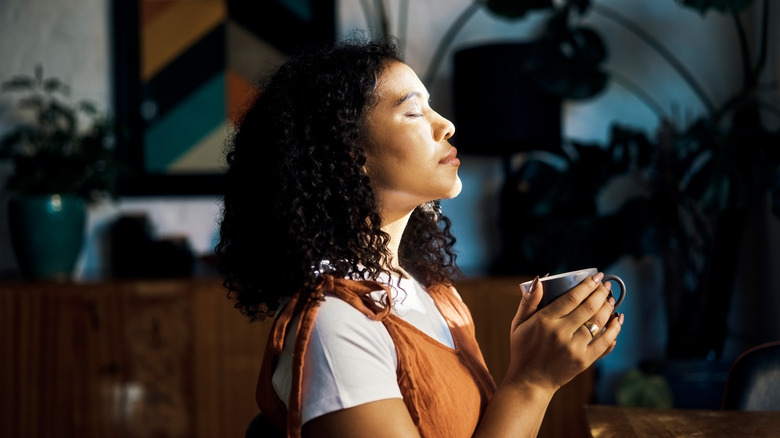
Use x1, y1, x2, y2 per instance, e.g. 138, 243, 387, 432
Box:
444, 176, 463, 199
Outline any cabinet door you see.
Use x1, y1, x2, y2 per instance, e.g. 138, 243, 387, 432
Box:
2, 283, 126, 438
1, 280, 269, 438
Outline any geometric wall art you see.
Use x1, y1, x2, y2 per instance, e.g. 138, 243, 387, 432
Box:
113, 0, 335, 195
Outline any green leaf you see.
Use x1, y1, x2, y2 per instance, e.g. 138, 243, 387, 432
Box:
18, 95, 44, 111
1, 75, 35, 92
79, 100, 99, 116
525, 24, 609, 99
47, 100, 78, 126
570, 27, 607, 64
570, 0, 592, 15
43, 77, 70, 96
1, 65, 116, 201
617, 368, 674, 408
679, 0, 755, 14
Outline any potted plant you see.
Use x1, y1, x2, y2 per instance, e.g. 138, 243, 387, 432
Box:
0, 65, 117, 281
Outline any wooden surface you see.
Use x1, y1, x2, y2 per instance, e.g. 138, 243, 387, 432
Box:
0, 279, 270, 438
584, 405, 780, 437
1, 276, 594, 438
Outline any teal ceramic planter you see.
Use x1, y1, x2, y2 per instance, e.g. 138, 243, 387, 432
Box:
8, 194, 87, 281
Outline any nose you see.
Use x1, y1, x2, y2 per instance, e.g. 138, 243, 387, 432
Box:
433, 111, 455, 142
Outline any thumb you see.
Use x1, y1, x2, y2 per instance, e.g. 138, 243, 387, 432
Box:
511, 276, 543, 331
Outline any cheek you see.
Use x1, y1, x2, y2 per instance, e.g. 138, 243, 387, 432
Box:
364, 143, 408, 174
362, 151, 394, 187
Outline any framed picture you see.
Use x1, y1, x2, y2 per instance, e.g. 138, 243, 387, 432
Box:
112, 0, 335, 195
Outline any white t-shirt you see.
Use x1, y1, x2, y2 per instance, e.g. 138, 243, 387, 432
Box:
271, 276, 455, 424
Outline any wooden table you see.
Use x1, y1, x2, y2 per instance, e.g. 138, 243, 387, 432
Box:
584, 405, 780, 437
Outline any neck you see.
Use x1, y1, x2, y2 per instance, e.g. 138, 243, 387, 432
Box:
381, 209, 413, 273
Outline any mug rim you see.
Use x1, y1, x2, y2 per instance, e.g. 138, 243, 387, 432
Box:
520, 268, 597, 287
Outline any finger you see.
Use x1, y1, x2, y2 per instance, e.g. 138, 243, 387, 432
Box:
577, 293, 616, 342
588, 313, 624, 361
599, 340, 617, 360
512, 276, 543, 330
566, 281, 613, 330
578, 319, 601, 340
577, 309, 617, 346
545, 272, 606, 316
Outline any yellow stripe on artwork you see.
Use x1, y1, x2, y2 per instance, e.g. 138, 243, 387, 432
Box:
141, 0, 226, 81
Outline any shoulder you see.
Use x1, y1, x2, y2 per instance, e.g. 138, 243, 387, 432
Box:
298, 293, 401, 423
312, 293, 395, 353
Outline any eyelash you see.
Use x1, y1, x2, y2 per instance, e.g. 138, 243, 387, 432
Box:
406, 112, 423, 118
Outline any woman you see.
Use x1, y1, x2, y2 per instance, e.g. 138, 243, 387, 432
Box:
217, 39, 624, 438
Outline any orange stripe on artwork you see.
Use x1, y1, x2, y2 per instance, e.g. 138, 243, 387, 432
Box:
141, 0, 226, 81
226, 69, 258, 125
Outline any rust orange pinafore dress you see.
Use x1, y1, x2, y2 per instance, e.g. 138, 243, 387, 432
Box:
255, 276, 497, 437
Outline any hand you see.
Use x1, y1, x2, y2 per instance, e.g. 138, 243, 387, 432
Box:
504, 272, 624, 392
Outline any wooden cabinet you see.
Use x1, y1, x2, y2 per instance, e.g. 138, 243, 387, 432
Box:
1, 277, 592, 438
1, 279, 270, 438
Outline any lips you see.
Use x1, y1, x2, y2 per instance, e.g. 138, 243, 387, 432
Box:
439, 147, 460, 166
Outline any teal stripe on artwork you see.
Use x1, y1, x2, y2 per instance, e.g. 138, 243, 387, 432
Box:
144, 72, 226, 173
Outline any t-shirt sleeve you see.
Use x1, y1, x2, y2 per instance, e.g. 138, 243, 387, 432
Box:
298, 296, 402, 424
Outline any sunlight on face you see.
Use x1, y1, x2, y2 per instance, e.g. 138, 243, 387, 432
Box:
363, 61, 461, 218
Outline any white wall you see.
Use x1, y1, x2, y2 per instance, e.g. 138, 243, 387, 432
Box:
1, 0, 779, 403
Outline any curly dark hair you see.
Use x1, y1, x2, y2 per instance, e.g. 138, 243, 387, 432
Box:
216, 39, 461, 321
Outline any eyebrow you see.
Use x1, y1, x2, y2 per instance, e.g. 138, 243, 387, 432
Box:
395, 90, 425, 106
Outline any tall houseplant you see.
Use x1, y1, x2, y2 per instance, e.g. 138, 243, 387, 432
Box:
499, 0, 780, 361
0, 65, 117, 280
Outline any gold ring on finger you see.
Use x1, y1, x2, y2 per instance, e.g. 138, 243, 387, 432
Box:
583, 320, 599, 338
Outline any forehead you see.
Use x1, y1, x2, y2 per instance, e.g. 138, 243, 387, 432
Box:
374, 61, 428, 103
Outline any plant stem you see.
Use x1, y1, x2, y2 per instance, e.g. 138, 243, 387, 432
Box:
731, 10, 752, 90
712, 1, 772, 123
749, 0, 770, 89
422, 1, 483, 87
590, 3, 716, 118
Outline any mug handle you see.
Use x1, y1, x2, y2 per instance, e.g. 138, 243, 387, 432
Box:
602, 275, 626, 310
